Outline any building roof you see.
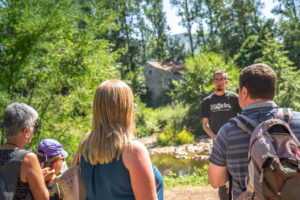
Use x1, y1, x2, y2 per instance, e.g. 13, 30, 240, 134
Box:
147, 62, 185, 73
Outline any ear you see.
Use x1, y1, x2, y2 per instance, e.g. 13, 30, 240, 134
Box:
240, 86, 248, 99
22, 128, 30, 138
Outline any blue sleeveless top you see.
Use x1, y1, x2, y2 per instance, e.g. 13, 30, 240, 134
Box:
81, 156, 163, 200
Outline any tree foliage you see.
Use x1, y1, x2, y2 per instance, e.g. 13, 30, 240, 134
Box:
170, 0, 199, 56
272, 0, 300, 68
255, 35, 300, 110
0, 0, 120, 157
1, 0, 300, 146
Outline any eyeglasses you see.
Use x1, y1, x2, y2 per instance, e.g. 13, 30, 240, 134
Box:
33, 122, 39, 131
214, 79, 226, 82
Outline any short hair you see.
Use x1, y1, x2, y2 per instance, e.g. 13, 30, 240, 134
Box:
239, 63, 277, 99
37, 153, 60, 168
3, 102, 38, 139
214, 70, 227, 80
81, 79, 135, 165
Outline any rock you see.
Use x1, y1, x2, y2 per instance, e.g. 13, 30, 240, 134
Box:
139, 135, 213, 160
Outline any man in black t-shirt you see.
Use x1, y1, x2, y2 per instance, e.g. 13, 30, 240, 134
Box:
201, 70, 241, 200
201, 70, 241, 140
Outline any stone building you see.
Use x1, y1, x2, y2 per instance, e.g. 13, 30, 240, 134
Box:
143, 61, 185, 106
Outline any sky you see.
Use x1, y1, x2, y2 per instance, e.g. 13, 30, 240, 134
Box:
163, 0, 278, 35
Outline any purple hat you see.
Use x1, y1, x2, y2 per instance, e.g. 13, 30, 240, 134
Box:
37, 139, 68, 159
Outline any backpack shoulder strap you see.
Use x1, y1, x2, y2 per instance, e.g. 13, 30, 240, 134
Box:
276, 108, 293, 124
10, 149, 31, 162
0, 149, 31, 200
230, 115, 258, 135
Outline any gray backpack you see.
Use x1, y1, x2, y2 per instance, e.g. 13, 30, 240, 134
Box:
0, 149, 33, 200
231, 108, 300, 200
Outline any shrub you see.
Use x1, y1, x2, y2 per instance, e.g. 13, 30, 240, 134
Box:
163, 164, 209, 187
135, 126, 153, 138
157, 125, 195, 146
134, 96, 159, 138
155, 103, 188, 132
157, 125, 176, 146
176, 129, 194, 145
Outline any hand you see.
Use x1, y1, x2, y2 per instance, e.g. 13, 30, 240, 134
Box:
212, 135, 217, 141
41, 167, 56, 184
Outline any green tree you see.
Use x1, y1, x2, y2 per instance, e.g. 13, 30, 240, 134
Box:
99, 0, 145, 78
234, 19, 276, 68
255, 36, 300, 110
166, 36, 187, 62
194, 0, 264, 57
272, 0, 300, 68
0, 0, 120, 155
144, 0, 169, 61
170, 0, 199, 57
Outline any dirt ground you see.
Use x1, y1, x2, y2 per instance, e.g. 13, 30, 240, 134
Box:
165, 185, 218, 200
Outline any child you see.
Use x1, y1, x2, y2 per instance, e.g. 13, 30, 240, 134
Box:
37, 139, 68, 200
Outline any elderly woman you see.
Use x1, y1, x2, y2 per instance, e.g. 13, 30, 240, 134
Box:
0, 103, 49, 199
77, 79, 163, 200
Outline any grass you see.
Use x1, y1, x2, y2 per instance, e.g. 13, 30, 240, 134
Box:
163, 165, 209, 188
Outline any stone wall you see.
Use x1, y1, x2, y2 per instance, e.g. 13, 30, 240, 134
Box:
144, 63, 182, 106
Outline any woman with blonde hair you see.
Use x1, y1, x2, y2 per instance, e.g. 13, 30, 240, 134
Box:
77, 79, 163, 200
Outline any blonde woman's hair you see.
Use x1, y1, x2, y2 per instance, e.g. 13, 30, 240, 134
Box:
80, 79, 136, 164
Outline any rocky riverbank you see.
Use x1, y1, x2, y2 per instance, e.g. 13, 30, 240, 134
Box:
138, 134, 213, 160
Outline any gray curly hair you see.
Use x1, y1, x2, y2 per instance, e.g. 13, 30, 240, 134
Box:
3, 102, 38, 139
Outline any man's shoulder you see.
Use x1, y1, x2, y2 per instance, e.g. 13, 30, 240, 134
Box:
203, 93, 214, 101
226, 91, 238, 98
218, 119, 243, 138
292, 110, 300, 118
291, 110, 300, 126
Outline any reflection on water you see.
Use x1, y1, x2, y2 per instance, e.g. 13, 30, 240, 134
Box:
150, 153, 209, 176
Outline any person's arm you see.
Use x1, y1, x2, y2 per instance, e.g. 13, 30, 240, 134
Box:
208, 125, 230, 188
20, 153, 49, 200
202, 117, 216, 140
208, 162, 228, 188
123, 141, 157, 200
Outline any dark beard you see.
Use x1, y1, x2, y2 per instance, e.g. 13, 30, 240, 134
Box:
216, 88, 223, 92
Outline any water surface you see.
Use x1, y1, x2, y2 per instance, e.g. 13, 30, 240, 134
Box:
151, 153, 209, 176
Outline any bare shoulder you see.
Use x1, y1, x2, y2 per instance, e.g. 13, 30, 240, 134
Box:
123, 140, 150, 169
20, 152, 40, 182
23, 152, 39, 166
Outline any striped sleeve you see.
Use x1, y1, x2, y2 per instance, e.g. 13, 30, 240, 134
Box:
209, 125, 229, 166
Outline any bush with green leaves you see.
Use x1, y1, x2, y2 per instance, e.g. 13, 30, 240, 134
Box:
163, 164, 209, 187
155, 103, 189, 131
154, 103, 195, 146
134, 96, 159, 138
157, 125, 194, 146
176, 129, 195, 144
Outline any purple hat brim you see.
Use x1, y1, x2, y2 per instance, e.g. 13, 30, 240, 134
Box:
61, 149, 68, 158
